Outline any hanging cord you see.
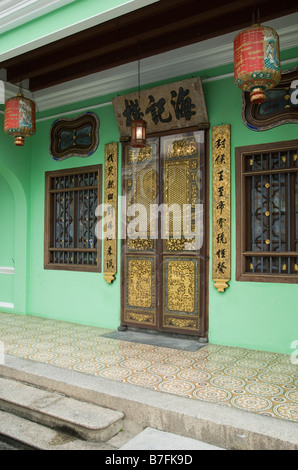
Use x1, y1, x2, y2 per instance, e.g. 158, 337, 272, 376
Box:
17, 60, 24, 96
252, 5, 261, 24
138, 57, 141, 103
137, 41, 142, 106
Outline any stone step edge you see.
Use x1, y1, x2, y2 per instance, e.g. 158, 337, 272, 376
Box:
0, 409, 117, 451
0, 376, 124, 442
1, 355, 298, 450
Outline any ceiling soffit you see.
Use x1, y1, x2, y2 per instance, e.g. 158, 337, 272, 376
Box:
30, 17, 298, 112
0, 0, 297, 94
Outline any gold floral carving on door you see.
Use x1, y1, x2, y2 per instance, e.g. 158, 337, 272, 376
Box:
121, 131, 207, 336
166, 260, 196, 313
128, 258, 153, 309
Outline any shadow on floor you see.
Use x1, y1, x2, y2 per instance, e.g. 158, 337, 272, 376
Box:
103, 329, 207, 351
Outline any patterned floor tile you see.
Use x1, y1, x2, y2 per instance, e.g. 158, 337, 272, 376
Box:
0, 312, 298, 423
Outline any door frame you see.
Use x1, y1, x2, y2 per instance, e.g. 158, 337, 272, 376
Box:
120, 126, 209, 339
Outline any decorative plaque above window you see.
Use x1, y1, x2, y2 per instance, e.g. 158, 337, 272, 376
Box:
49, 112, 100, 161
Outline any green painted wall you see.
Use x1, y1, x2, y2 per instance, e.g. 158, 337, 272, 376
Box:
0, 175, 15, 266
28, 105, 122, 328
0, 115, 31, 313
204, 75, 298, 355
0, 175, 15, 304
0, 47, 297, 354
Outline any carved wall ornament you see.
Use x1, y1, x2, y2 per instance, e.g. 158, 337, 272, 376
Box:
49, 112, 99, 161
241, 67, 298, 131
103, 143, 118, 283
212, 125, 231, 292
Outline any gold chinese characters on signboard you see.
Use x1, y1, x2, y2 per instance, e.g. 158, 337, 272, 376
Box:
104, 143, 118, 283
212, 125, 231, 292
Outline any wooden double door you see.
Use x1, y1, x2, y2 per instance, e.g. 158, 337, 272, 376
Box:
121, 130, 208, 337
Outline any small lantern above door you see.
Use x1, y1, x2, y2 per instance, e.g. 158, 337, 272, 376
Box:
234, 24, 281, 104
131, 119, 147, 148
4, 93, 36, 146
130, 57, 147, 148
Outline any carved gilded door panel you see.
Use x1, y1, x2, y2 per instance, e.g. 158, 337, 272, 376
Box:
160, 132, 206, 335
121, 131, 207, 337
122, 138, 159, 328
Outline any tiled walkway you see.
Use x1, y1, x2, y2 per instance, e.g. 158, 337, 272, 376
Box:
0, 312, 298, 424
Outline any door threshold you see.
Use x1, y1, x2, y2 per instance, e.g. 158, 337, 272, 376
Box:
103, 327, 208, 352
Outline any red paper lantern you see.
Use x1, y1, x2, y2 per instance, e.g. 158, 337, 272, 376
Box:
4, 93, 36, 146
234, 24, 281, 104
131, 119, 147, 148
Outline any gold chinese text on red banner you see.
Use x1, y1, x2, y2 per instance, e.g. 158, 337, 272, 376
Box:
104, 143, 118, 284
212, 125, 231, 292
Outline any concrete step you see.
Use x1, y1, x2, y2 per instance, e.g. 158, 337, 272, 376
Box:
1, 355, 298, 450
0, 410, 117, 450
120, 427, 226, 450
0, 377, 124, 443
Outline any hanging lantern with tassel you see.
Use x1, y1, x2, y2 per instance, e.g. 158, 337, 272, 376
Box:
4, 93, 36, 146
234, 24, 281, 104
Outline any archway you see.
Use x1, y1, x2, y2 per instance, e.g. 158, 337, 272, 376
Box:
0, 165, 28, 314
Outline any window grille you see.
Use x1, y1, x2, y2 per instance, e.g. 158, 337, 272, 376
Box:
236, 141, 298, 283
45, 165, 102, 272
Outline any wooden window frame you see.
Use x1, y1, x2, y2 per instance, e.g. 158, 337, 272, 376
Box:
44, 164, 102, 273
236, 139, 298, 284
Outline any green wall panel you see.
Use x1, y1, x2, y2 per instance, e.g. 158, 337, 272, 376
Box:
28, 105, 122, 329
0, 50, 297, 353
0, 175, 15, 267
0, 175, 15, 305
205, 76, 298, 355
0, 275, 14, 305
0, 116, 31, 313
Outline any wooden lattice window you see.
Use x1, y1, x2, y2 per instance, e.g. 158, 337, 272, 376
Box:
44, 165, 102, 272
236, 140, 298, 283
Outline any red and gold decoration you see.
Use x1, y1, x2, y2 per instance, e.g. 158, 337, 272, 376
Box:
234, 24, 281, 104
4, 93, 36, 146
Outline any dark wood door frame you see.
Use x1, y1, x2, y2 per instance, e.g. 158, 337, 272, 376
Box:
120, 127, 209, 338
